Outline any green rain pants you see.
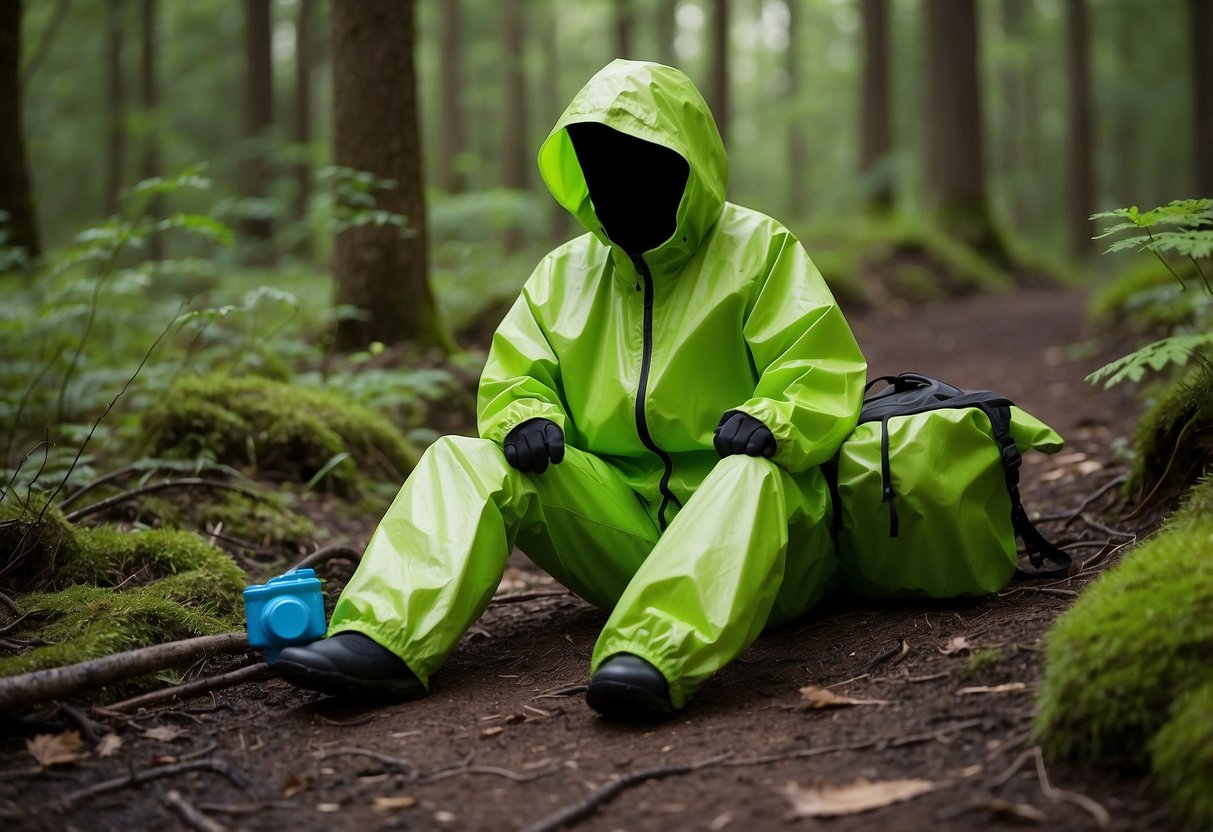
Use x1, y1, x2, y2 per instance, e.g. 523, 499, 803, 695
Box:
328, 435, 837, 708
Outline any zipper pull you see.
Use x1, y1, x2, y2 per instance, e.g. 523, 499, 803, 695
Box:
631, 254, 645, 292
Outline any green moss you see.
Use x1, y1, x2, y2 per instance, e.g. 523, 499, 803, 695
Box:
141, 373, 419, 494
1034, 480, 1213, 764
1129, 362, 1213, 497
194, 490, 317, 551
964, 648, 1004, 679
1151, 680, 1213, 831
0, 499, 245, 680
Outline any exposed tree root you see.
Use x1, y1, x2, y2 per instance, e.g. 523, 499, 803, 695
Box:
108, 662, 268, 713
0, 632, 248, 715
55, 758, 250, 808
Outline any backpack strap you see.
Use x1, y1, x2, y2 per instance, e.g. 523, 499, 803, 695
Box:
879, 415, 900, 537
979, 403, 1075, 579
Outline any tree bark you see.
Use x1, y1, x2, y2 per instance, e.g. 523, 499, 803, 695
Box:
242, 0, 275, 256
859, 0, 892, 211
139, 0, 162, 259
0, 0, 41, 258
105, 0, 126, 217
437, 0, 466, 194
709, 0, 729, 147
998, 0, 1029, 229
923, 0, 1000, 258
1065, 0, 1094, 256
500, 0, 527, 252
1193, 0, 1213, 196
1112, 7, 1138, 204
786, 0, 807, 218
293, 0, 315, 231
330, 0, 449, 351
615, 0, 633, 58
656, 0, 677, 67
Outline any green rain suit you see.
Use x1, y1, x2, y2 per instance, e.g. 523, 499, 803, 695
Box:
328, 60, 867, 708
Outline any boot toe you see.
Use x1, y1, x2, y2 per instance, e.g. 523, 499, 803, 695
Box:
586, 654, 674, 721
273, 632, 427, 700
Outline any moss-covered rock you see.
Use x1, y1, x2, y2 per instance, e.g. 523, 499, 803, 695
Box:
193, 490, 318, 552
0, 499, 245, 680
141, 374, 419, 494
1128, 362, 1213, 498
1034, 480, 1213, 763
1151, 680, 1213, 831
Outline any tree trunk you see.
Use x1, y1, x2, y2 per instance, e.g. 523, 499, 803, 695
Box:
104, 0, 126, 217
615, 0, 633, 58
500, 0, 527, 252
542, 3, 568, 242
1112, 8, 1138, 205
330, 0, 448, 352
656, 0, 677, 67
786, 0, 807, 218
1193, 0, 1213, 196
437, 0, 466, 194
859, 0, 892, 211
293, 0, 315, 231
709, 0, 729, 146
923, 0, 1000, 258
999, 0, 1028, 229
0, 0, 40, 258
242, 0, 275, 257
1065, 0, 1094, 256
139, 0, 161, 259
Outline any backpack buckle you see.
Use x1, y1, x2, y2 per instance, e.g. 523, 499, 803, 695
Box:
1001, 442, 1022, 472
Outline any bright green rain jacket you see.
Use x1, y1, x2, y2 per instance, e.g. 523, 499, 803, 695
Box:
477, 60, 866, 526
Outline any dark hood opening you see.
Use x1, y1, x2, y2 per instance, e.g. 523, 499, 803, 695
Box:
567, 122, 689, 258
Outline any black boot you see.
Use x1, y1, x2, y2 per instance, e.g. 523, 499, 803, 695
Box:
586, 653, 675, 721
274, 632, 427, 700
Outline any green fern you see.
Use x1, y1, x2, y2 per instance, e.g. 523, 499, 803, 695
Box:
1086, 333, 1213, 388
1093, 199, 1213, 293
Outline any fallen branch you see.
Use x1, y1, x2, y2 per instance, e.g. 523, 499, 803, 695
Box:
163, 790, 228, 832
521, 753, 733, 832
65, 479, 267, 524
0, 632, 248, 715
292, 545, 361, 572
1079, 513, 1136, 541
0, 589, 21, 616
985, 746, 1109, 830
56, 758, 250, 808
490, 588, 572, 606
317, 748, 418, 779
108, 662, 269, 713
726, 718, 985, 768
1035, 474, 1127, 525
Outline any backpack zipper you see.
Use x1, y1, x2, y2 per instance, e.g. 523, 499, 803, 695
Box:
633, 253, 680, 530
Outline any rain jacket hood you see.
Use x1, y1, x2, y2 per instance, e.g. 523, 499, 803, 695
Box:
538, 59, 727, 275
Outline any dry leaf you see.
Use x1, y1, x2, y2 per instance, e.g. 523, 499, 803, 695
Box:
316, 803, 341, 813
957, 683, 1027, 696
95, 734, 123, 758
141, 725, 187, 742
282, 773, 308, 798
482, 726, 505, 737
26, 731, 85, 767
783, 777, 939, 818
940, 636, 973, 655
373, 796, 418, 811
799, 686, 891, 709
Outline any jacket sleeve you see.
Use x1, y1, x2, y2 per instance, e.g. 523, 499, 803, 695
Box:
477, 268, 571, 445
733, 232, 867, 473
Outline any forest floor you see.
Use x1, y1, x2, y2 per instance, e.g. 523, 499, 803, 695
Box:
0, 286, 1178, 831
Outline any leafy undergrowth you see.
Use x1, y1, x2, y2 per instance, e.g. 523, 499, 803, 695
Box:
1034, 479, 1213, 829
141, 373, 420, 496
0, 499, 244, 683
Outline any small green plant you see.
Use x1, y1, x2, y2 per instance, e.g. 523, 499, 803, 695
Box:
1087, 199, 1213, 388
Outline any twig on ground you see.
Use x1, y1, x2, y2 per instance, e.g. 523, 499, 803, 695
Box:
1080, 514, 1135, 541
65, 479, 267, 524
491, 588, 573, 606
292, 545, 362, 572
521, 752, 733, 832
0, 590, 21, 617
1035, 474, 1127, 525
726, 719, 985, 768
861, 640, 909, 673
108, 663, 268, 713
317, 748, 418, 780
532, 683, 588, 699
0, 632, 248, 715
421, 761, 559, 784
195, 801, 298, 815
984, 746, 1109, 829
163, 789, 228, 832
60, 464, 145, 509
56, 758, 250, 808
1003, 586, 1079, 599
58, 702, 105, 743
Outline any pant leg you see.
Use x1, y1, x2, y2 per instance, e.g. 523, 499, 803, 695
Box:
591, 454, 837, 708
328, 435, 658, 686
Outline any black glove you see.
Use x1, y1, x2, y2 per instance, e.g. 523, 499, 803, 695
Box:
713, 411, 776, 459
503, 418, 565, 474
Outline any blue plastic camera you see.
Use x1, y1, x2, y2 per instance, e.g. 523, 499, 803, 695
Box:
243, 568, 327, 665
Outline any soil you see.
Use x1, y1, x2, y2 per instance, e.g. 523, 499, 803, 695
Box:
0, 287, 1176, 831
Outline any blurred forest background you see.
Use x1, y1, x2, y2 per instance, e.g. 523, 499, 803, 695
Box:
0, 0, 1208, 512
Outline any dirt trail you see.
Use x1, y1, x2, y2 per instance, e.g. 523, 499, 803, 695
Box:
0, 288, 1171, 831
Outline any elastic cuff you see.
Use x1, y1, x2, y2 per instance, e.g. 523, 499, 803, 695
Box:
326, 620, 432, 689
592, 638, 690, 710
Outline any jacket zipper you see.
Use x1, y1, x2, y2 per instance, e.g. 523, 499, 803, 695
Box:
632, 254, 681, 530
